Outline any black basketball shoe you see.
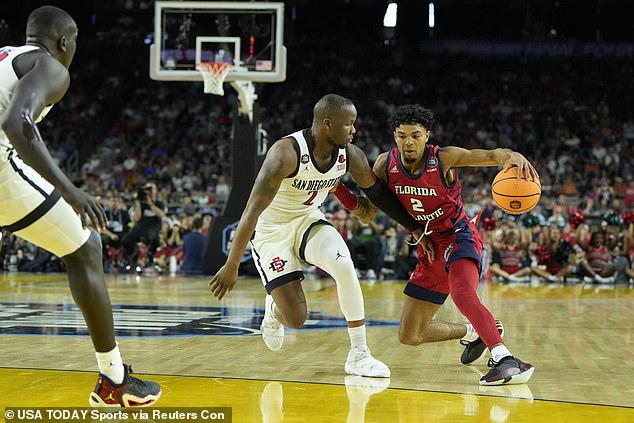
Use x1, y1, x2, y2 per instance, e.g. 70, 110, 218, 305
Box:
479, 356, 535, 385
89, 364, 161, 407
460, 320, 504, 365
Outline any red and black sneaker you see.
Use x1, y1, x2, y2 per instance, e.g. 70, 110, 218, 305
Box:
479, 356, 535, 386
89, 364, 161, 407
460, 320, 504, 365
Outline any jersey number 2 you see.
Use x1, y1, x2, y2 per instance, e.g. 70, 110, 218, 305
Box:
410, 198, 425, 212
303, 191, 318, 206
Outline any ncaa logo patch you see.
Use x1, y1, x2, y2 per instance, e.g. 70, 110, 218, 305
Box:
0, 302, 398, 337
427, 157, 438, 167
301, 154, 310, 164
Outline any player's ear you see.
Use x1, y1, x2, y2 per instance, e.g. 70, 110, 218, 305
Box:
323, 117, 332, 130
58, 35, 68, 53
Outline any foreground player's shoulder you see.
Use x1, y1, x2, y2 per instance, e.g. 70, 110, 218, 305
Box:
372, 152, 389, 181
14, 52, 70, 104
345, 143, 368, 165
263, 137, 300, 177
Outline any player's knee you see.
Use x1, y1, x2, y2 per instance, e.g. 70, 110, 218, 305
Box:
284, 309, 308, 328
399, 328, 423, 346
64, 232, 102, 267
326, 255, 356, 281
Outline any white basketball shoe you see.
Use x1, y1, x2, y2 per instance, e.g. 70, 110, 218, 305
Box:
261, 295, 284, 351
345, 346, 391, 378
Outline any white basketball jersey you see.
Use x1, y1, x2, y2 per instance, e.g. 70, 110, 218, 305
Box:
0, 45, 54, 163
258, 129, 348, 225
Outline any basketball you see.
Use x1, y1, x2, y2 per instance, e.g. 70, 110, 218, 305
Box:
491, 166, 541, 214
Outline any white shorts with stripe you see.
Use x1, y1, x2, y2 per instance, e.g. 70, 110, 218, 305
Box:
0, 153, 90, 257
250, 209, 331, 294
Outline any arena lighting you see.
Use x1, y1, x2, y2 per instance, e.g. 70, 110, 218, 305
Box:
429, 2, 435, 28
383, 2, 398, 28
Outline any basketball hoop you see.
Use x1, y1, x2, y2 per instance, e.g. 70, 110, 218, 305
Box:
196, 62, 233, 95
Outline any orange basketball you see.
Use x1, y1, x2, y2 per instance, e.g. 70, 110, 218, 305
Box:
491, 166, 541, 214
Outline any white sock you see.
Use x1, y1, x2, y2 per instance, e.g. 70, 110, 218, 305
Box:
96, 343, 125, 385
271, 301, 277, 320
348, 325, 367, 350
461, 324, 480, 342
491, 345, 512, 363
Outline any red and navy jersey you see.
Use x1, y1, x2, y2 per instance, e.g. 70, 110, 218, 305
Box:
501, 245, 523, 273
385, 144, 467, 233
587, 245, 610, 272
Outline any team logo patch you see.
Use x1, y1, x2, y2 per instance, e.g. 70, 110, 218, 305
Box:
301, 154, 310, 164
269, 256, 288, 273
444, 243, 455, 261
427, 157, 438, 167
0, 302, 398, 336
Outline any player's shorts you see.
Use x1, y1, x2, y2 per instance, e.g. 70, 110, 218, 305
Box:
250, 209, 330, 294
404, 217, 483, 304
0, 153, 90, 257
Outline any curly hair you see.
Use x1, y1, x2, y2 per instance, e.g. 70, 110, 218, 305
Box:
387, 104, 435, 133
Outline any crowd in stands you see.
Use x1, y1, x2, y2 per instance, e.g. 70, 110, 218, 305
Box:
0, 14, 633, 283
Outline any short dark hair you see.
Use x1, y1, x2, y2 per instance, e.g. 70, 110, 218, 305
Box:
388, 104, 435, 133
26, 6, 75, 40
191, 217, 203, 231
313, 94, 354, 120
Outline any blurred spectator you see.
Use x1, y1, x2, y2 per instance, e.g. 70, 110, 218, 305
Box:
121, 182, 166, 272
180, 217, 206, 275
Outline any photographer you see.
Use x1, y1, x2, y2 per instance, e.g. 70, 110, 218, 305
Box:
121, 182, 166, 272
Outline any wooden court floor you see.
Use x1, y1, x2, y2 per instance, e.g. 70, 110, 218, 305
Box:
1, 272, 633, 422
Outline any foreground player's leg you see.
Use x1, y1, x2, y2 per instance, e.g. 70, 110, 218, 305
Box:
262, 281, 307, 351
448, 259, 534, 385
399, 296, 471, 345
61, 232, 161, 406
304, 226, 389, 377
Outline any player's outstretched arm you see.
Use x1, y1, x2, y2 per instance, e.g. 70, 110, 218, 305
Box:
346, 145, 435, 261
0, 54, 106, 230
439, 146, 538, 181
331, 181, 378, 224
209, 139, 297, 300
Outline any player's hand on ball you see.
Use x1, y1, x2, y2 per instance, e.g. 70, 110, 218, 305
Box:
502, 152, 539, 181
209, 265, 239, 300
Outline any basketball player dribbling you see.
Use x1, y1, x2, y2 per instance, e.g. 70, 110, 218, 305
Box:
209, 94, 432, 377
335, 105, 538, 385
0, 6, 160, 405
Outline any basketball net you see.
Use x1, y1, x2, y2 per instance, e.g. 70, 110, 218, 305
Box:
196, 62, 233, 95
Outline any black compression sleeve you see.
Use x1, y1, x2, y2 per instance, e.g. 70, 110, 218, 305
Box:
363, 180, 420, 232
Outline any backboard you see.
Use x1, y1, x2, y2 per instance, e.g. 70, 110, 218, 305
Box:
150, 1, 286, 83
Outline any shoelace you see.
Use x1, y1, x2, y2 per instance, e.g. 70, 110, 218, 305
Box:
487, 356, 515, 368
124, 365, 149, 389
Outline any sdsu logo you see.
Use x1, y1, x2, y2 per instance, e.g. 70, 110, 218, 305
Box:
269, 256, 288, 273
